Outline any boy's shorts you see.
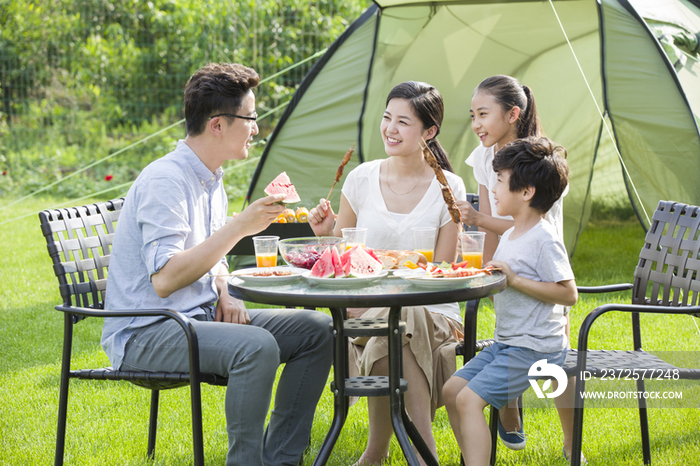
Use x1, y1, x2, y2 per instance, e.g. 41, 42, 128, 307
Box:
453, 342, 567, 410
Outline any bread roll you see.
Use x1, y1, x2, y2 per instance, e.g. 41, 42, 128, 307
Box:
397, 251, 427, 267
372, 249, 426, 269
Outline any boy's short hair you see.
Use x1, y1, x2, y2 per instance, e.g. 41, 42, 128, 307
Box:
492, 137, 569, 214
184, 63, 260, 136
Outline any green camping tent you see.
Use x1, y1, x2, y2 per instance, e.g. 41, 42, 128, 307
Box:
247, 0, 700, 252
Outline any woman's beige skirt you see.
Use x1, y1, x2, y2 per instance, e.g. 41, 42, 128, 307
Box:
348, 306, 464, 419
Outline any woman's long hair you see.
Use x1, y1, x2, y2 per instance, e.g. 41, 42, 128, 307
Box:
386, 81, 454, 172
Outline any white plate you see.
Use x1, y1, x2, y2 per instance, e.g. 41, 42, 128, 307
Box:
394, 269, 486, 289
230, 267, 307, 284
302, 270, 389, 287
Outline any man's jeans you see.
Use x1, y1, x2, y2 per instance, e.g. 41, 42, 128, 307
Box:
121, 308, 333, 466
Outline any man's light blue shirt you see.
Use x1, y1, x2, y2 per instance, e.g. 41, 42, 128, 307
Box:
102, 140, 228, 369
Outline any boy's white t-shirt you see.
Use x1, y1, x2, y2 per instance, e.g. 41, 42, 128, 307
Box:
342, 159, 467, 323
492, 220, 574, 353
465, 144, 568, 240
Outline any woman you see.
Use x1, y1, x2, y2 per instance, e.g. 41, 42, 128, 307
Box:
308, 81, 465, 465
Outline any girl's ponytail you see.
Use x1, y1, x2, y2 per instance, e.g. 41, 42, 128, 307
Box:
474, 75, 544, 139
519, 85, 544, 138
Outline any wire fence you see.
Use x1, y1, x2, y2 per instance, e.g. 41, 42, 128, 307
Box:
0, 0, 369, 204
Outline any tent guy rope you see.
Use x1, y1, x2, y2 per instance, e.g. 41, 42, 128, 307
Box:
0, 48, 324, 214
548, 0, 651, 226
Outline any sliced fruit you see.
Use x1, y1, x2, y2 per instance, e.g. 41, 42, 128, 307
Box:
264, 172, 301, 204
309, 247, 335, 278
339, 245, 383, 277
365, 248, 381, 262
403, 260, 419, 269
451, 260, 469, 270
330, 246, 344, 278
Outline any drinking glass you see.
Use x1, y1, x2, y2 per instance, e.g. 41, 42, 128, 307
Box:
253, 235, 279, 267
341, 227, 367, 251
460, 231, 485, 268
412, 227, 437, 263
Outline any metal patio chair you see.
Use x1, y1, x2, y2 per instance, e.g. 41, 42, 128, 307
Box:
565, 200, 700, 466
39, 198, 227, 466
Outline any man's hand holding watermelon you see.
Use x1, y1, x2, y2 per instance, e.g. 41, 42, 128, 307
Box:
231, 194, 287, 236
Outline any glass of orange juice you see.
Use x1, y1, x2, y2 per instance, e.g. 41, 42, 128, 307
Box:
412, 227, 436, 263
253, 235, 279, 267
341, 227, 367, 251
460, 231, 485, 268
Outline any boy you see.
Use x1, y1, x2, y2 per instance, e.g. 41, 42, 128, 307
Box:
443, 136, 577, 466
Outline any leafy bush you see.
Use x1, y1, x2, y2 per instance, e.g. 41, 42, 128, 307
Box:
0, 0, 370, 200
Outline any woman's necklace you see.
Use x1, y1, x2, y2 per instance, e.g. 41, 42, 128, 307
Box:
385, 159, 426, 196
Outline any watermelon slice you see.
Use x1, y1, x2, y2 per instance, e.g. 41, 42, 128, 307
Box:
339, 245, 383, 277
310, 247, 335, 278
365, 248, 380, 262
330, 246, 345, 278
264, 172, 301, 204
340, 247, 353, 277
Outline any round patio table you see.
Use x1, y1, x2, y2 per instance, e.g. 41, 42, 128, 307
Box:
228, 270, 506, 466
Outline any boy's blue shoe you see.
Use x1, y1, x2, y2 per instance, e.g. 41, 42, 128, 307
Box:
497, 416, 526, 450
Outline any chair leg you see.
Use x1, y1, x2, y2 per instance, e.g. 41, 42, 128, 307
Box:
147, 390, 160, 460
571, 376, 586, 466
54, 370, 70, 466
55, 315, 74, 466
190, 381, 205, 466
636, 379, 652, 465
487, 397, 522, 466
489, 405, 498, 466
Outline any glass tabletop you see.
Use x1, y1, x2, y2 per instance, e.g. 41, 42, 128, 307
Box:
228, 269, 506, 309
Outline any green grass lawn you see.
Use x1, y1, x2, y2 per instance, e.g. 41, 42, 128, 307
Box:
1, 199, 699, 465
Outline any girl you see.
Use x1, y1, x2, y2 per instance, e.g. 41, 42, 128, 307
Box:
458, 75, 565, 262
308, 81, 466, 466
454, 75, 582, 464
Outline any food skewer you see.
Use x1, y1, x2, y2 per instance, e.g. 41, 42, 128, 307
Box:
420, 138, 463, 232
326, 144, 355, 200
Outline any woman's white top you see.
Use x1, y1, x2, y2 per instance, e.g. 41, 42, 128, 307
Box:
465, 144, 568, 240
342, 159, 467, 323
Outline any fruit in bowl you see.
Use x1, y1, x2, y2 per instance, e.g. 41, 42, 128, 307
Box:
278, 237, 346, 270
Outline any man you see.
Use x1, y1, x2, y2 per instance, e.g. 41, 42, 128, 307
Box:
102, 63, 332, 466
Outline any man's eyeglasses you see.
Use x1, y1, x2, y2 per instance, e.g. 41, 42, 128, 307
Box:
210, 113, 257, 122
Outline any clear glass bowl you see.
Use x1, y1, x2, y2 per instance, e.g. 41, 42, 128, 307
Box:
278, 236, 346, 269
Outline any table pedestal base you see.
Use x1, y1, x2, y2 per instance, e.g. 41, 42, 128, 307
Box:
312, 306, 439, 466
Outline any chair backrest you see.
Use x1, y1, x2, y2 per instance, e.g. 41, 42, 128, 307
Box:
39, 199, 123, 310
634, 200, 700, 309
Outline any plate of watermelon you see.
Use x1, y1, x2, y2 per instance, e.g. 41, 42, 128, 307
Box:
303, 245, 388, 287
303, 270, 389, 287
